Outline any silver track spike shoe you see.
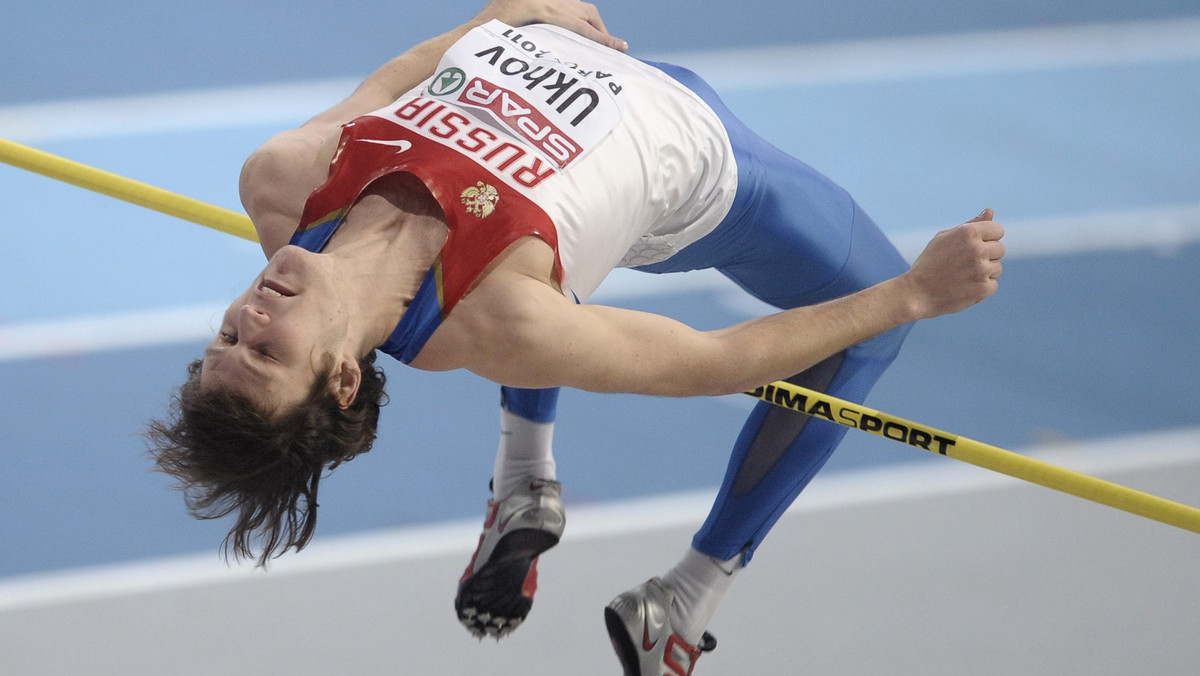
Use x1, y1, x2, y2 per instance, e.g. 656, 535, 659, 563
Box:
605, 578, 717, 676
455, 478, 565, 640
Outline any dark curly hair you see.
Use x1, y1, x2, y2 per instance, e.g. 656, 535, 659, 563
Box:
147, 351, 388, 567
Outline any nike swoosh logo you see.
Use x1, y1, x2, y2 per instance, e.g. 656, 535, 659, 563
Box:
358, 138, 413, 151
497, 511, 516, 534
642, 616, 659, 652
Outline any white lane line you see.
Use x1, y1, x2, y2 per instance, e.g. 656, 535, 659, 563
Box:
0, 303, 226, 362
663, 17, 1200, 91
886, 202, 1200, 262
0, 426, 1194, 612
0, 79, 358, 144
2, 18, 1198, 143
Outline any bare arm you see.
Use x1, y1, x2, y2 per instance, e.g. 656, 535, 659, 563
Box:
239, 0, 627, 256
438, 213, 1005, 396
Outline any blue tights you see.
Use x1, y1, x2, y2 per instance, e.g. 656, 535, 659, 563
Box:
506, 60, 912, 565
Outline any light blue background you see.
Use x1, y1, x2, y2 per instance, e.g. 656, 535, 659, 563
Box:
1, 0, 1197, 578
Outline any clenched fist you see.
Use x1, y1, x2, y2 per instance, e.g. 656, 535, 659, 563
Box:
904, 208, 1005, 319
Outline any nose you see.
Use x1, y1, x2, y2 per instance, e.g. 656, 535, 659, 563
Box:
237, 303, 270, 334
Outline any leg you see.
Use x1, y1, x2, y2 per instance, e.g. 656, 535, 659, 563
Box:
494, 386, 560, 500
654, 202, 911, 652
609, 63, 912, 672
692, 199, 913, 564
456, 386, 566, 639
638, 62, 912, 564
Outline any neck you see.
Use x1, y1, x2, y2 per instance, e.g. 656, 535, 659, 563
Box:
323, 177, 448, 356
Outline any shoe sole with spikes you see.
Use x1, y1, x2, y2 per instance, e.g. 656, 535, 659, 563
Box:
455, 478, 565, 640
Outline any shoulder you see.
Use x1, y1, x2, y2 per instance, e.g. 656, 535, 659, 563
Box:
239, 123, 343, 256
411, 246, 566, 377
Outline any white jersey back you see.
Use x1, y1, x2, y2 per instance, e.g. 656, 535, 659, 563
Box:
398, 20, 738, 302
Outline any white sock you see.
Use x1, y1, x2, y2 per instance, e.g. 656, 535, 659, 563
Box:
662, 548, 741, 645
492, 408, 557, 501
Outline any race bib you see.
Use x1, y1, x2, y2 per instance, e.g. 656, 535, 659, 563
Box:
424, 20, 623, 170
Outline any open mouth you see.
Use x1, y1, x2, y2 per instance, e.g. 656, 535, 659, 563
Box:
259, 278, 296, 297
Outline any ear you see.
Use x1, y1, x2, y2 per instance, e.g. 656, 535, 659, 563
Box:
331, 354, 362, 409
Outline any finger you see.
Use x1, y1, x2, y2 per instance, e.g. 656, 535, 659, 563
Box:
563, 14, 627, 51
577, 2, 628, 51
967, 220, 1004, 242
582, 2, 607, 34
987, 261, 1004, 281
981, 239, 1006, 261
967, 207, 994, 223
985, 221, 1004, 241
984, 276, 1000, 297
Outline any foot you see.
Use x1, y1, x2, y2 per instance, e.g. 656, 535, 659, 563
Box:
455, 477, 565, 639
605, 577, 717, 676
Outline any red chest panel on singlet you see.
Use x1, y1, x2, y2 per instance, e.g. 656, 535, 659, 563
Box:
293, 111, 561, 317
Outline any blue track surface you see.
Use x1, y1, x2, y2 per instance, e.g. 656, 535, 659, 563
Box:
1, 1, 1197, 579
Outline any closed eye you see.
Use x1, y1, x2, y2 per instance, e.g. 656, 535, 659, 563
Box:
215, 331, 277, 363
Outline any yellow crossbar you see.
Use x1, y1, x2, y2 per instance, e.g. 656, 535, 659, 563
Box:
747, 380, 1200, 534
0, 137, 258, 242
4, 135, 1196, 535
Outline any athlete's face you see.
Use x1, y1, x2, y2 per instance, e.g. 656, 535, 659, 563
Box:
200, 246, 351, 415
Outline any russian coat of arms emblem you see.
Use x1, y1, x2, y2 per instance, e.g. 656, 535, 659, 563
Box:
460, 181, 499, 218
